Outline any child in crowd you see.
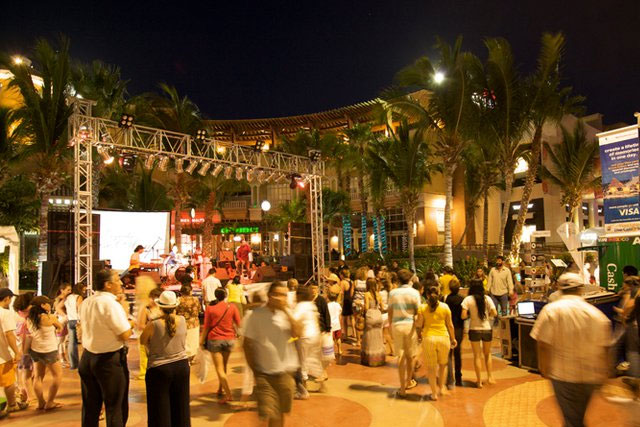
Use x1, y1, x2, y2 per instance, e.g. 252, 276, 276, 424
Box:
327, 292, 342, 356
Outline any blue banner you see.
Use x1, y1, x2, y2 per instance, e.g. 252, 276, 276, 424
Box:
598, 126, 640, 234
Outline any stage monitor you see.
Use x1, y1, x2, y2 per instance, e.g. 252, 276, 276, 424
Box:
95, 210, 170, 271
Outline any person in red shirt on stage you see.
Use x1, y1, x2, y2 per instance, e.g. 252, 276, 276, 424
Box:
236, 240, 251, 275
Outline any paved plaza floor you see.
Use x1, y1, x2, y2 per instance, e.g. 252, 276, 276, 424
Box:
5, 336, 630, 426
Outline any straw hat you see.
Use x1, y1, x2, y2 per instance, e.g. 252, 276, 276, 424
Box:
155, 291, 180, 308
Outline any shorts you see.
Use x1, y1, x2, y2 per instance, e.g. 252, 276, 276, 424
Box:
255, 372, 295, 420
332, 330, 342, 341
28, 349, 59, 365
468, 329, 493, 342
18, 354, 33, 370
207, 339, 235, 353
423, 335, 450, 367
392, 323, 417, 359
0, 361, 16, 387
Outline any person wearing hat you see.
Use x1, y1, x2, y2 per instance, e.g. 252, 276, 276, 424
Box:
140, 290, 190, 426
531, 272, 611, 427
79, 269, 133, 427
0, 288, 29, 418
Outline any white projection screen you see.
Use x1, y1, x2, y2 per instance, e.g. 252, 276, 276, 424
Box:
95, 210, 170, 271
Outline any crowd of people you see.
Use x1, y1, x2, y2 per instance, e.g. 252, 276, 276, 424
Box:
0, 255, 638, 427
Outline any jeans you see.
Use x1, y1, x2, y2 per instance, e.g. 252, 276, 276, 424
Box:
490, 293, 509, 317
550, 380, 598, 427
79, 348, 129, 427
67, 320, 79, 369
146, 359, 191, 427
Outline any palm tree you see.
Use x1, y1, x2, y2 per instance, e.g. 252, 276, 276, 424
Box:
1, 37, 74, 266
322, 188, 351, 255
472, 38, 530, 256
71, 60, 129, 120
266, 198, 307, 232
388, 36, 478, 267
509, 33, 585, 260
0, 107, 19, 185
541, 121, 600, 229
98, 161, 134, 209
368, 120, 439, 272
131, 165, 172, 211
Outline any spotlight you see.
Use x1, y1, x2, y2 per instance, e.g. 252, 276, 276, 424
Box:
216, 144, 227, 155
175, 158, 184, 173
144, 154, 156, 170
185, 160, 199, 174
246, 169, 254, 182
297, 179, 306, 189
434, 71, 445, 84
224, 166, 233, 179
254, 140, 265, 152
256, 170, 266, 183
235, 167, 244, 180
211, 164, 224, 177
198, 162, 211, 176
158, 156, 170, 172
195, 129, 207, 142
262, 142, 270, 152
98, 147, 114, 165
308, 149, 321, 162
289, 173, 303, 190
118, 113, 134, 128
120, 155, 136, 173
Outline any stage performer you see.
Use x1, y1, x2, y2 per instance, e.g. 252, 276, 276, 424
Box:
120, 245, 144, 282
193, 247, 203, 281
236, 240, 251, 275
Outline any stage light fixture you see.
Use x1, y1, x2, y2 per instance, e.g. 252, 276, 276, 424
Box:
198, 162, 211, 176
185, 160, 199, 174
216, 144, 226, 155
256, 170, 266, 183
118, 113, 134, 128
144, 154, 156, 170
211, 164, 224, 177
235, 167, 244, 180
195, 129, 207, 142
158, 156, 170, 172
224, 166, 233, 179
262, 142, 270, 152
308, 149, 322, 162
175, 158, 184, 173
120, 155, 136, 173
289, 173, 303, 190
98, 147, 114, 165
246, 169, 254, 182
254, 140, 265, 152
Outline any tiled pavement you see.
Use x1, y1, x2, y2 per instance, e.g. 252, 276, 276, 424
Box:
5, 336, 630, 426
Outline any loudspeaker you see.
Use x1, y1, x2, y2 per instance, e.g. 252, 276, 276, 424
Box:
293, 255, 312, 282
255, 266, 276, 282
290, 237, 312, 255
288, 222, 311, 238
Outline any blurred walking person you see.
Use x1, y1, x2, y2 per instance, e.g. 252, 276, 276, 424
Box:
531, 274, 611, 427
360, 278, 385, 367
293, 286, 323, 399
0, 288, 28, 418
13, 291, 34, 405
65, 283, 86, 370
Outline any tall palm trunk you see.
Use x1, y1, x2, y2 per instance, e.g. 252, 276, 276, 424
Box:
174, 200, 183, 253
444, 166, 455, 267
405, 204, 417, 272
510, 126, 543, 261
498, 171, 515, 256
482, 187, 490, 265
38, 194, 49, 263
572, 199, 582, 230
202, 192, 216, 258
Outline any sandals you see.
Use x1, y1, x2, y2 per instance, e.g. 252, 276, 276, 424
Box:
406, 379, 418, 390
44, 402, 64, 411
7, 401, 29, 412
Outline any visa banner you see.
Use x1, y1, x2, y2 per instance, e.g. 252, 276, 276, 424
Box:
597, 125, 640, 234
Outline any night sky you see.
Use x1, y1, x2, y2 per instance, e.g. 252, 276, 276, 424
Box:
1, 1, 638, 124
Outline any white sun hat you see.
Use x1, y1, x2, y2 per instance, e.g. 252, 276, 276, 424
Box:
155, 290, 180, 308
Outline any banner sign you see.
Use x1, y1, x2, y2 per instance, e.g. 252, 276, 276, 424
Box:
597, 125, 640, 234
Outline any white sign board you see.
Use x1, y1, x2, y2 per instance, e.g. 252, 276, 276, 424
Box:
531, 230, 551, 238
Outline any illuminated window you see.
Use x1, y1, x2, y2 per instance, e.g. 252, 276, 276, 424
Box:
514, 157, 529, 174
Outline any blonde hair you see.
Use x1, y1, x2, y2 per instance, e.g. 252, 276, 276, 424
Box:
356, 266, 369, 281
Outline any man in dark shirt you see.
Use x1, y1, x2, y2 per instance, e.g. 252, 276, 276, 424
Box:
445, 280, 465, 386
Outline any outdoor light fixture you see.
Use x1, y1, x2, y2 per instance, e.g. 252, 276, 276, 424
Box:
12, 56, 23, 65
118, 113, 134, 128
198, 162, 211, 176
224, 166, 233, 179
246, 169, 255, 182
195, 129, 207, 142
120, 155, 136, 173
185, 160, 199, 174
261, 200, 271, 212
216, 144, 226, 155
289, 173, 303, 190
144, 154, 156, 170
308, 149, 321, 162
175, 158, 184, 173
98, 147, 114, 165
158, 156, 170, 172
236, 167, 244, 180
254, 140, 265, 152
262, 142, 270, 152
256, 170, 266, 183
211, 164, 224, 177
434, 71, 445, 84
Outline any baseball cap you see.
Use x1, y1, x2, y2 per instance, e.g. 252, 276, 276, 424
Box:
0, 288, 15, 299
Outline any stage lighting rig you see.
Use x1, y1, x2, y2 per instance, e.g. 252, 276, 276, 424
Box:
308, 149, 321, 162
254, 140, 265, 152
289, 173, 303, 189
198, 162, 211, 176
98, 147, 114, 165
185, 160, 199, 174
224, 166, 233, 179
118, 114, 134, 128
211, 164, 224, 177
195, 129, 207, 142
144, 154, 156, 170
175, 158, 184, 173
256, 170, 266, 183
158, 156, 170, 172
236, 167, 244, 181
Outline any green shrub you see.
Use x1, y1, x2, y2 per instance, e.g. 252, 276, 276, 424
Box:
454, 256, 483, 287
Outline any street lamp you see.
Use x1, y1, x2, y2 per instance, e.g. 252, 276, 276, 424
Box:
434, 71, 445, 84
261, 200, 271, 212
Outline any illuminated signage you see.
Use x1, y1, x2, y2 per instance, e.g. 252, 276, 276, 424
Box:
219, 226, 260, 234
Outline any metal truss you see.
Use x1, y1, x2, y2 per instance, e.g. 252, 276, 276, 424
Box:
71, 99, 96, 289
70, 98, 326, 287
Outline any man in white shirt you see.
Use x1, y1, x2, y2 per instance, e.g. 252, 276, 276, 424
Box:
243, 282, 300, 426
531, 275, 611, 427
0, 288, 28, 417
202, 268, 222, 304
487, 256, 514, 317
79, 270, 133, 427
